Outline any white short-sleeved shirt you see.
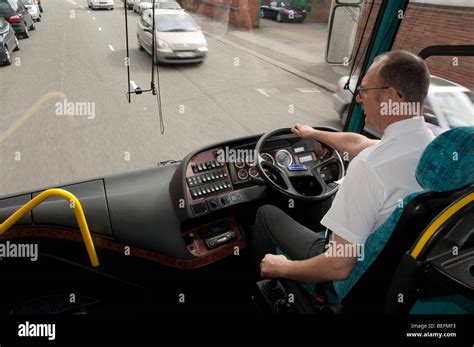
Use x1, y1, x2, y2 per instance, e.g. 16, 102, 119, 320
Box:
320, 117, 435, 245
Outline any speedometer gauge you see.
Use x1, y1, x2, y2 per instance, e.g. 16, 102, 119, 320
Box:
275, 150, 293, 167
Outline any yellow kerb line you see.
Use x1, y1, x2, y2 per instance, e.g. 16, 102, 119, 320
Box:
0, 188, 99, 267
410, 192, 473, 260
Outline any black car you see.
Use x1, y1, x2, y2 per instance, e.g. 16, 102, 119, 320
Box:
259, 1, 306, 23
0, 17, 19, 65
0, 0, 35, 38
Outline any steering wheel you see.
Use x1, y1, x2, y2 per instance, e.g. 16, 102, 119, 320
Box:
255, 127, 345, 201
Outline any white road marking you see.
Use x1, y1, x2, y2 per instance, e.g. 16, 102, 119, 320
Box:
296, 88, 321, 93
256, 88, 279, 97
87, 10, 90, 13
98, 27, 102, 31
92, 16, 96, 20
108, 45, 115, 51
79, 5, 85, 9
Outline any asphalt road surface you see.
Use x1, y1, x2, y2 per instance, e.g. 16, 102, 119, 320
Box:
0, 0, 340, 196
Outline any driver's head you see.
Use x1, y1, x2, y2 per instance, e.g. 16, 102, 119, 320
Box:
356, 50, 430, 133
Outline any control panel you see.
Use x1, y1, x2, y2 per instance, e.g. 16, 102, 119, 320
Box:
186, 149, 242, 217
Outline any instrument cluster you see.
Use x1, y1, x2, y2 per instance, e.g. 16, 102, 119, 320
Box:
232, 150, 294, 184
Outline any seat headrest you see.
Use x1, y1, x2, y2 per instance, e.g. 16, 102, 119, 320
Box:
416, 127, 474, 192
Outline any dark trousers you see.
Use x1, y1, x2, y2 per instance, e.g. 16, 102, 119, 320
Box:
250, 204, 327, 263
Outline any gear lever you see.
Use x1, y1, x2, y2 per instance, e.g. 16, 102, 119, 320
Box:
262, 278, 285, 300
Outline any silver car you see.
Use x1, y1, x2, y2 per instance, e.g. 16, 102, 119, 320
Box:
88, 0, 114, 10
333, 74, 474, 136
137, 9, 208, 64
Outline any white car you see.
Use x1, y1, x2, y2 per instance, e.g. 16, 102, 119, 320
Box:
21, 0, 41, 22
333, 74, 474, 137
137, 9, 208, 64
88, 0, 114, 10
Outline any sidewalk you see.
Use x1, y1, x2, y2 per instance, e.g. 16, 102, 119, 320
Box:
192, 12, 350, 92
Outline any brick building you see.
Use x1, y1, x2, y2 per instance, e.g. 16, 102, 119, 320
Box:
353, 0, 474, 90
179, 0, 333, 28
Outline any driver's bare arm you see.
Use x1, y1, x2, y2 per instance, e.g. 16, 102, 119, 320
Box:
260, 234, 357, 283
260, 234, 357, 282
291, 124, 379, 159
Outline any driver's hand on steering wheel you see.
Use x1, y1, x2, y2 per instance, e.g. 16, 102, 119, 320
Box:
291, 124, 316, 139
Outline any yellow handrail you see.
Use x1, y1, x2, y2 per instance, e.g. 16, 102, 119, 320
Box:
0, 188, 99, 267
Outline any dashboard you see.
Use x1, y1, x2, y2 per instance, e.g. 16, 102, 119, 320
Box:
174, 135, 339, 220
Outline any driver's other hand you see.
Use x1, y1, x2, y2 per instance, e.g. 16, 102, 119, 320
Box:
291, 124, 315, 139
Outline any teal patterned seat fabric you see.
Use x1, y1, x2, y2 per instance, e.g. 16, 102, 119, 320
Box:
287, 127, 474, 304
333, 126, 474, 302
416, 126, 474, 192
332, 191, 423, 302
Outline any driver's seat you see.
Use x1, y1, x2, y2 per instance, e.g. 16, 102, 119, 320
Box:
302, 126, 474, 313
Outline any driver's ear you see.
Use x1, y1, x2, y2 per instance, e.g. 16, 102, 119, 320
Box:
387, 87, 402, 101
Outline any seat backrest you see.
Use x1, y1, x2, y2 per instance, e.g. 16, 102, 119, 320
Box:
335, 126, 474, 312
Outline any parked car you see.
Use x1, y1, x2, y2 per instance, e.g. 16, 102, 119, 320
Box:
87, 0, 114, 10
137, 9, 208, 64
0, 17, 20, 65
259, 1, 306, 23
37, 0, 42, 12
0, 0, 35, 38
333, 74, 474, 136
20, 0, 41, 22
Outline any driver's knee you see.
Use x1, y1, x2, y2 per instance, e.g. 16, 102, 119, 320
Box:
255, 205, 283, 235
249, 205, 283, 263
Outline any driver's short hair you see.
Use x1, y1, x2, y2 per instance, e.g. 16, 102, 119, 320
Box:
375, 50, 430, 103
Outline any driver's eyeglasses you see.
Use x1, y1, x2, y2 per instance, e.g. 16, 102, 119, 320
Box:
350, 86, 403, 98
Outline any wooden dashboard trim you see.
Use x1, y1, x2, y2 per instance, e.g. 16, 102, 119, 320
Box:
0, 220, 246, 270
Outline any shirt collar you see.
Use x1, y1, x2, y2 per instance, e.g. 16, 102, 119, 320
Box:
382, 116, 427, 140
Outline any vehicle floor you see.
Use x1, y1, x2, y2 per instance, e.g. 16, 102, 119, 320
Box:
0, 236, 262, 316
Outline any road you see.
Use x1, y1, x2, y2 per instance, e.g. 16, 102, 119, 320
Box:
0, 0, 340, 196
